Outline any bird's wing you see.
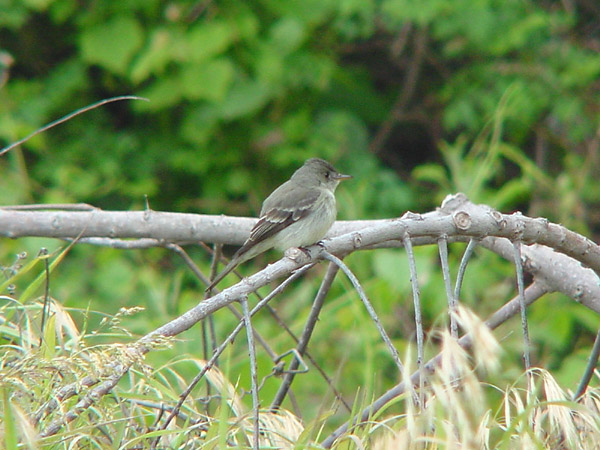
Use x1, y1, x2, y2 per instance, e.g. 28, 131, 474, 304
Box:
206, 186, 320, 292
241, 187, 320, 251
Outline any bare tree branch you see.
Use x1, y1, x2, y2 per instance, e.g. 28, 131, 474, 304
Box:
320, 281, 550, 448
2, 194, 599, 294
8, 192, 600, 439
270, 262, 341, 411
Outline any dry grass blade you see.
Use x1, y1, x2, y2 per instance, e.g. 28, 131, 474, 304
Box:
242, 409, 304, 449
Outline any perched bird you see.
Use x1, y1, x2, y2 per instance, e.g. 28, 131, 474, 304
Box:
206, 158, 351, 291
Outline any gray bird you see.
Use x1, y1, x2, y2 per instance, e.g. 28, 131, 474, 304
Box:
206, 158, 351, 291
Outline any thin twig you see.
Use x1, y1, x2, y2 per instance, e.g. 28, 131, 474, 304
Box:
260, 295, 342, 411
167, 242, 280, 365
403, 235, 424, 403
0, 203, 100, 211
199, 244, 222, 415
270, 262, 341, 411
204, 244, 221, 367
574, 326, 600, 400
321, 252, 404, 373
321, 281, 549, 448
206, 243, 223, 297
167, 242, 269, 356
125, 398, 209, 430
200, 243, 346, 410
165, 243, 211, 286
438, 236, 458, 338
209, 244, 223, 287
39, 248, 51, 345
0, 96, 148, 156
513, 241, 531, 371
240, 295, 259, 450
454, 239, 478, 301
64, 237, 162, 249
152, 266, 311, 446
208, 244, 221, 349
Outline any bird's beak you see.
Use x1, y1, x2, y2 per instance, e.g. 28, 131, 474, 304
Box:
333, 172, 352, 181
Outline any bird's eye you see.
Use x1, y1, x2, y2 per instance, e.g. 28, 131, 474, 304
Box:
325, 171, 331, 179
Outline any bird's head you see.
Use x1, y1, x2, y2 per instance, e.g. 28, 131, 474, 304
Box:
291, 158, 352, 190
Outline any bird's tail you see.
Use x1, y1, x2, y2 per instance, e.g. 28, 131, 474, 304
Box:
205, 257, 239, 293
206, 243, 256, 292
205, 238, 266, 292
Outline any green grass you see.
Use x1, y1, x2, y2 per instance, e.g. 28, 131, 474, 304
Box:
2, 294, 599, 449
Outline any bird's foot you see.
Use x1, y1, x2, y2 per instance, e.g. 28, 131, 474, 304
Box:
299, 246, 312, 257
285, 246, 313, 262
315, 240, 327, 249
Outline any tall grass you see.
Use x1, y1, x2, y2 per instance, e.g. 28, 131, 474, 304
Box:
2, 297, 599, 449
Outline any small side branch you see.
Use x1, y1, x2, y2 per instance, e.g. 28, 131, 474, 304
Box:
454, 239, 478, 301
320, 281, 549, 448
240, 296, 259, 450
403, 235, 424, 399
270, 262, 340, 411
322, 252, 404, 373
513, 241, 531, 371
438, 236, 458, 338
574, 326, 600, 400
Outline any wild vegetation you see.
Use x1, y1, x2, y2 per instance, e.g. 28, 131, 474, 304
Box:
1, 0, 600, 448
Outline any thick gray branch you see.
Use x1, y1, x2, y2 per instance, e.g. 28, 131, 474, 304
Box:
2, 193, 600, 317
19, 193, 600, 438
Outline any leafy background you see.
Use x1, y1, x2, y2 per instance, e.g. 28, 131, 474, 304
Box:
1, 0, 600, 440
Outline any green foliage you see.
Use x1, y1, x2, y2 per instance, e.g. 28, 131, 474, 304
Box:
80, 16, 145, 75
1, 0, 599, 446
3, 281, 600, 448
1, 0, 596, 220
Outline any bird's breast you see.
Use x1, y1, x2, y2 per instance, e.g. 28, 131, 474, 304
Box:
272, 191, 337, 251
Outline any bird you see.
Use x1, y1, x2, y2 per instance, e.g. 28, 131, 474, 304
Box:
206, 158, 351, 291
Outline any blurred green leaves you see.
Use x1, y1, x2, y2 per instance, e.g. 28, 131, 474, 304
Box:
2, 0, 596, 219
80, 16, 144, 75
181, 59, 234, 102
